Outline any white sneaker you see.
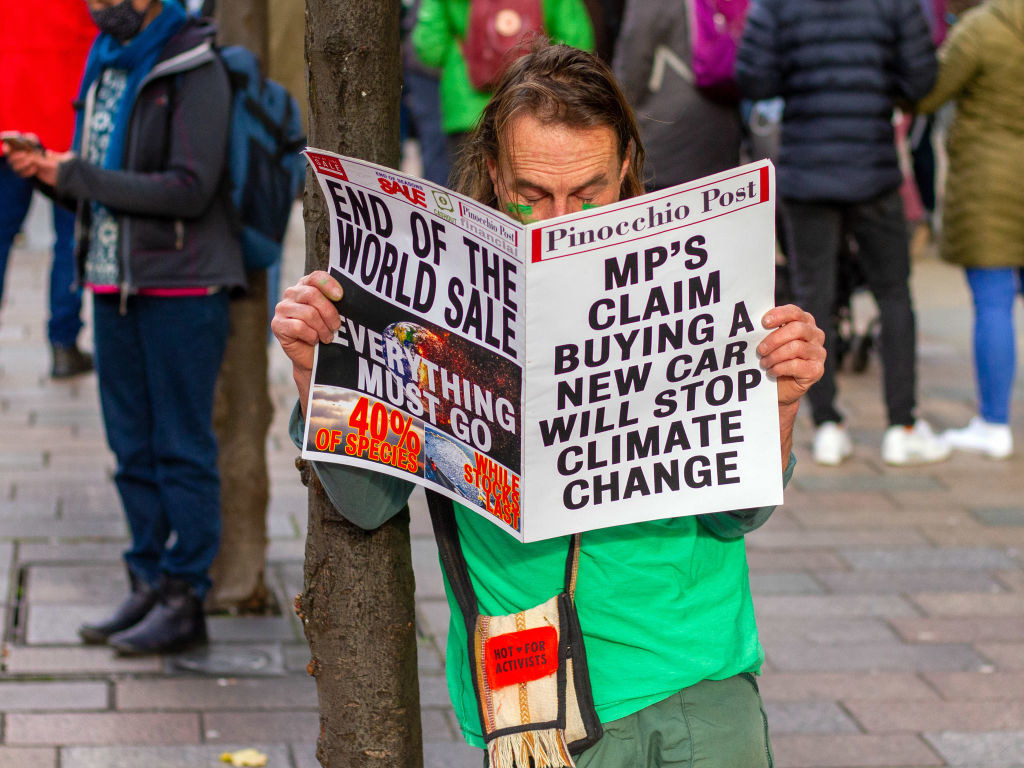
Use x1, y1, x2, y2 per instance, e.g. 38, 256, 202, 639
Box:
881, 419, 952, 465
813, 421, 852, 465
942, 416, 1013, 459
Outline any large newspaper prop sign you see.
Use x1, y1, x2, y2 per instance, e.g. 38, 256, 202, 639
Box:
301, 150, 781, 542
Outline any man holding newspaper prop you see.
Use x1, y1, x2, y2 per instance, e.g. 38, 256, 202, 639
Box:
274, 43, 823, 768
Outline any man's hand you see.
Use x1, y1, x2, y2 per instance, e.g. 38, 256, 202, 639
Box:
4, 147, 72, 187
758, 304, 826, 467
270, 270, 344, 411
758, 304, 825, 406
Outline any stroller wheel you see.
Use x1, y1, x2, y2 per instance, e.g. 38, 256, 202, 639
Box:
850, 332, 873, 373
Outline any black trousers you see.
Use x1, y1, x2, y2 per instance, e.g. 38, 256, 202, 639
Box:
782, 189, 916, 427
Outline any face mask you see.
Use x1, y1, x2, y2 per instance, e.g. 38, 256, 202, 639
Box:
90, 1, 148, 42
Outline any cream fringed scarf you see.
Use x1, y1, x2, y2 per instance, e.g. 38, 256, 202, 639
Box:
474, 597, 576, 768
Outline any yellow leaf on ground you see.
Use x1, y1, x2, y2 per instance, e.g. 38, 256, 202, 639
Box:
219, 748, 268, 767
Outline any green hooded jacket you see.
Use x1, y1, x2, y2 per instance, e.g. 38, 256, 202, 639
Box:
412, 0, 595, 134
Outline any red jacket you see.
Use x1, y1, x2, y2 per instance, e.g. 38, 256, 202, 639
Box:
0, 0, 96, 153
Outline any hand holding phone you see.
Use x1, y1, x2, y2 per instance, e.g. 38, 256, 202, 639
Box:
1, 131, 43, 154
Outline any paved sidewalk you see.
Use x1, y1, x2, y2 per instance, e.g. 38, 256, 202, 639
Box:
1, 196, 1023, 768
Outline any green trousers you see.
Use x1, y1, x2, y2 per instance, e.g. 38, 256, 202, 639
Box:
576, 675, 773, 768
481, 674, 773, 768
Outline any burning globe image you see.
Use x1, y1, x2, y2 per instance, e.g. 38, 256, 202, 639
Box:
382, 321, 443, 387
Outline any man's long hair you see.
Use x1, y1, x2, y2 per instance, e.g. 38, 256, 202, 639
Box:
452, 42, 646, 208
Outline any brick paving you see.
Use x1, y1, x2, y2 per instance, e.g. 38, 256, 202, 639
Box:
1, 198, 1023, 767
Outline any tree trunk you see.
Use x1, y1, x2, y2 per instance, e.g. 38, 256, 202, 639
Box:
209, 0, 273, 613
298, 2, 421, 767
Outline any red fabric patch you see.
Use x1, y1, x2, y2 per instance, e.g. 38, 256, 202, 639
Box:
485, 626, 558, 690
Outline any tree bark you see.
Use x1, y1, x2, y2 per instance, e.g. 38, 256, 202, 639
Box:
209, 0, 273, 612
298, 2, 421, 767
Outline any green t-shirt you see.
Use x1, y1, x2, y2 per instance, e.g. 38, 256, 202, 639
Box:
445, 503, 763, 747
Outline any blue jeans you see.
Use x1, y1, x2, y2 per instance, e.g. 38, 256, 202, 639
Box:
0, 161, 83, 347
93, 291, 230, 598
965, 267, 1023, 425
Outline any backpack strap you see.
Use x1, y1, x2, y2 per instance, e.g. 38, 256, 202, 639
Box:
279, 96, 307, 155
564, 533, 582, 600
425, 490, 583, 621
425, 490, 480, 628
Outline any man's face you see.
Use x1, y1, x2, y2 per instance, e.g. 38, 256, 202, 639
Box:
487, 114, 629, 222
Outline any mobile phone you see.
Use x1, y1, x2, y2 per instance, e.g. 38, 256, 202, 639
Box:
1, 132, 43, 153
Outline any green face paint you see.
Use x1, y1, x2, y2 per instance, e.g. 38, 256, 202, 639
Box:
506, 201, 534, 219
582, 202, 600, 210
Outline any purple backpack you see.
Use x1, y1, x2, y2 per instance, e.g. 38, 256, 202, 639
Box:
688, 0, 750, 101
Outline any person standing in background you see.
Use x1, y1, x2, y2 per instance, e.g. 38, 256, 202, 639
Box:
737, 0, 948, 467
5, 0, 245, 655
907, 0, 948, 257
0, 0, 97, 378
917, 0, 1024, 459
412, 0, 595, 162
402, 0, 453, 186
947, 0, 984, 15
611, 0, 743, 191
580, 0, 624, 62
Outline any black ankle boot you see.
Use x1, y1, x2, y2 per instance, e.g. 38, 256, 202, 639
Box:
78, 569, 158, 645
51, 345, 94, 379
107, 576, 208, 656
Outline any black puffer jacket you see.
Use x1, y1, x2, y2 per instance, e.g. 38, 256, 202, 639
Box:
56, 19, 245, 293
736, 0, 936, 202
